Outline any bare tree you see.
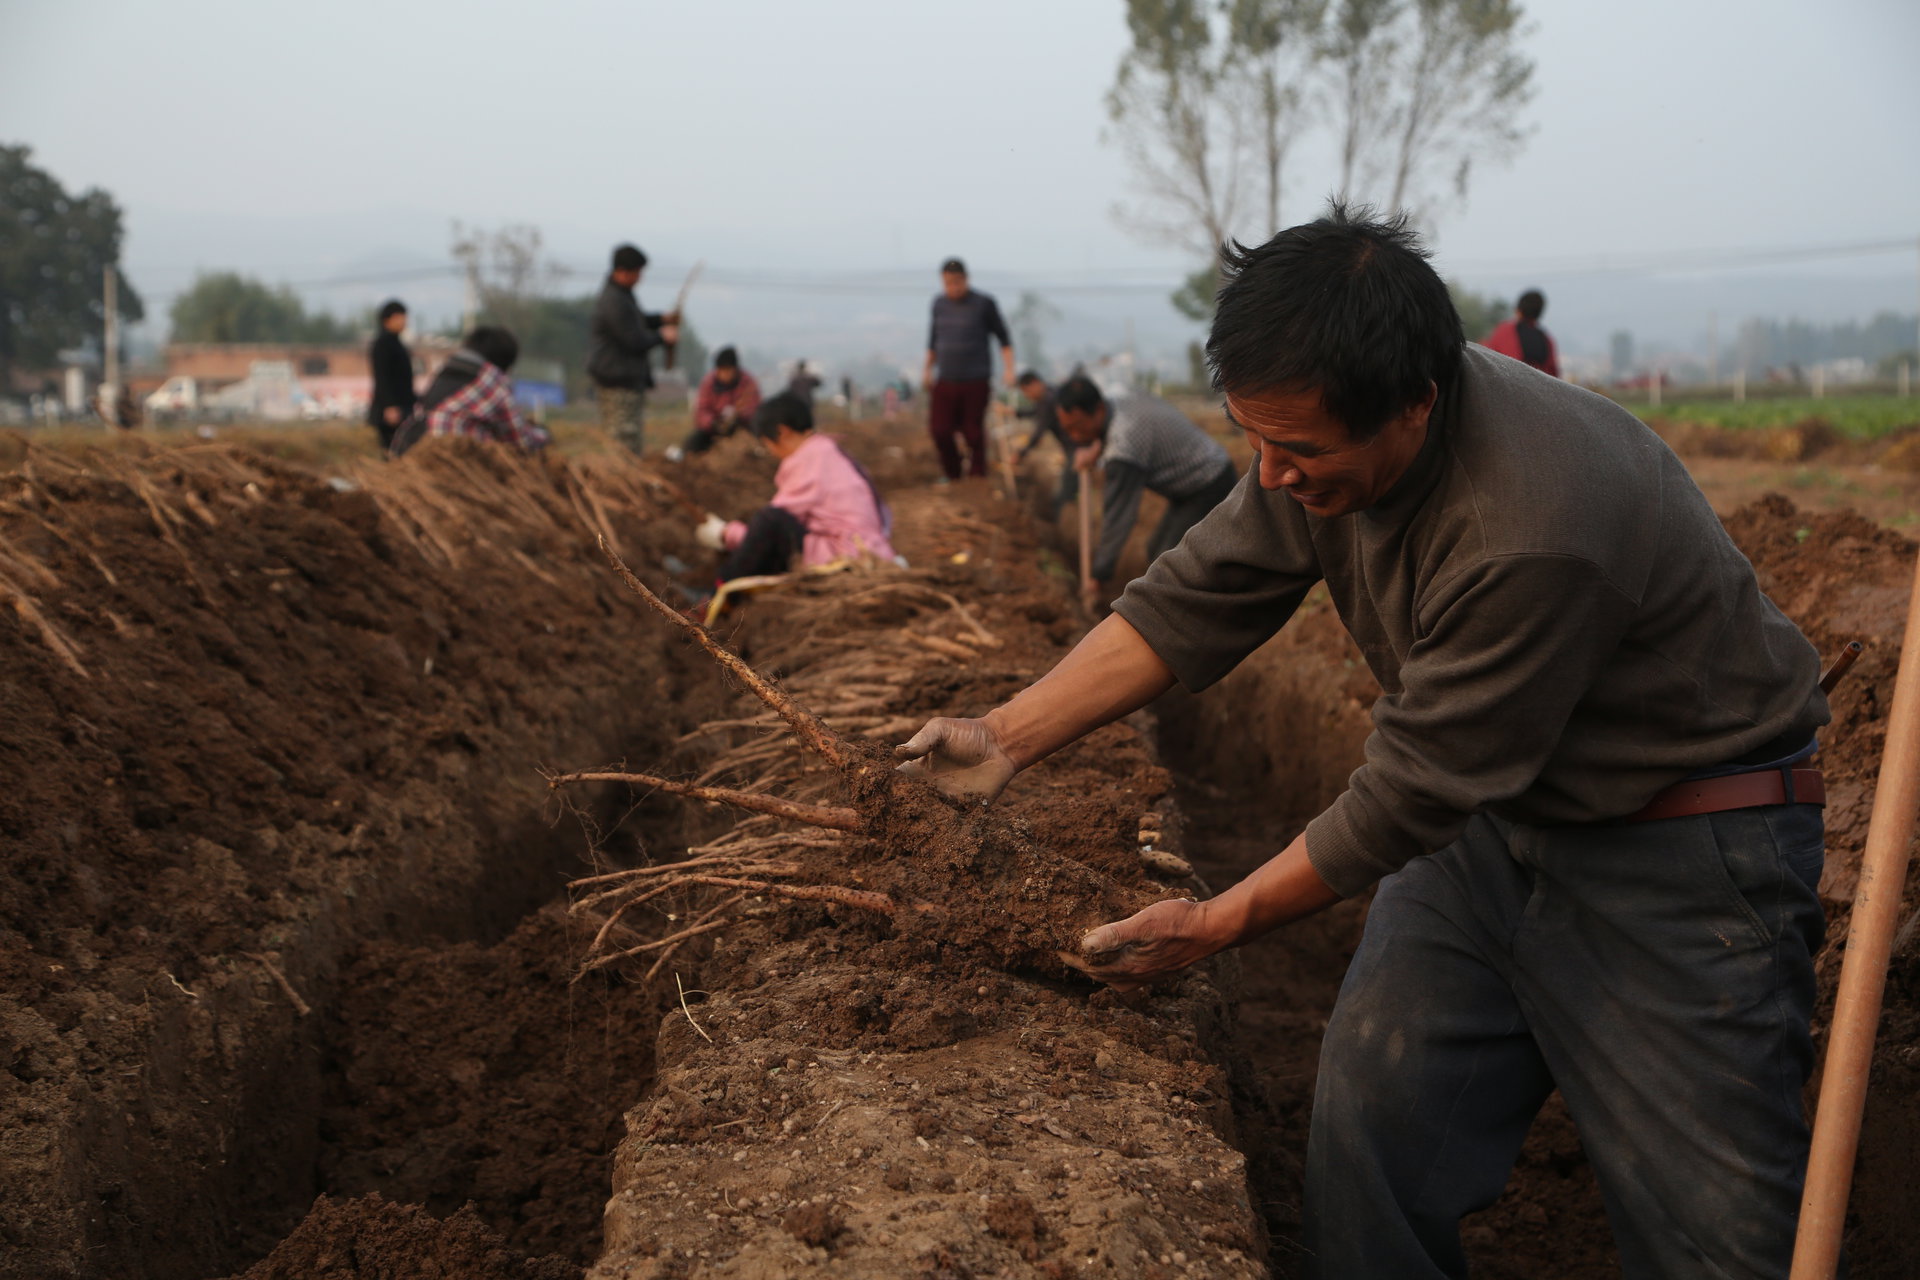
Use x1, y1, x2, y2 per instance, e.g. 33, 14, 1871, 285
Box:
1322, 0, 1403, 204
1383, 0, 1533, 215
1105, 0, 1248, 264
1225, 0, 1328, 237
450, 222, 558, 336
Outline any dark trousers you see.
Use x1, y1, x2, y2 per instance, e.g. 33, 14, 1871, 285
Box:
929, 378, 991, 480
1305, 805, 1825, 1279
718, 506, 805, 583
1147, 461, 1238, 562
680, 419, 740, 456
1051, 463, 1080, 520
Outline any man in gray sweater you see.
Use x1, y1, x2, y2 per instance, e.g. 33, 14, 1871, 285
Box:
897, 207, 1830, 1277
1052, 373, 1237, 608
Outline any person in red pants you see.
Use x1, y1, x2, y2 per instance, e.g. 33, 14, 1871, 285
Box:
922, 257, 1014, 481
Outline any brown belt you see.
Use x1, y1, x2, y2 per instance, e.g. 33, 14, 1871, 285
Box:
1623, 766, 1825, 824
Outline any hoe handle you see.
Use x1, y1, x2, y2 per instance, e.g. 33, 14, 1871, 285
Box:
1792, 564, 1920, 1277
1077, 481, 1093, 597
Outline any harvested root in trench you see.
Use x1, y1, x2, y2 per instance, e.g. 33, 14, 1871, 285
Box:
551, 548, 1168, 982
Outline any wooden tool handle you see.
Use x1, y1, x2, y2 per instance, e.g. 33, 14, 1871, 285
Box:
1792, 562, 1920, 1278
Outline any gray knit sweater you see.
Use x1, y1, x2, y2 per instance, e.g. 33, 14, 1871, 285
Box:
1113, 345, 1827, 897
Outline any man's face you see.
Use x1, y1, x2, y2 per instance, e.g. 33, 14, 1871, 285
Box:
383, 311, 407, 334
941, 271, 969, 301
1018, 378, 1045, 403
1056, 404, 1106, 445
613, 268, 642, 288
716, 366, 738, 386
1225, 384, 1436, 518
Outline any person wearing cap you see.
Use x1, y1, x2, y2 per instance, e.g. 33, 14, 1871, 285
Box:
669, 347, 762, 461
588, 243, 680, 455
896, 206, 1831, 1278
367, 299, 416, 454
923, 257, 1014, 481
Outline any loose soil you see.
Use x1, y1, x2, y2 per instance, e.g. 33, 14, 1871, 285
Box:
7, 409, 1920, 1279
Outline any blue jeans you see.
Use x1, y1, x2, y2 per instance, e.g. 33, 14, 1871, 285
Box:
1305, 806, 1826, 1279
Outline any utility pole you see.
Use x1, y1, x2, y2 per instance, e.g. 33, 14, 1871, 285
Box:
1707, 310, 1719, 392
102, 265, 119, 428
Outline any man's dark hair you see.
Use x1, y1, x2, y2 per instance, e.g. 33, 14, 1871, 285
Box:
1208, 203, 1463, 440
465, 326, 519, 372
1516, 289, 1546, 322
1016, 369, 1044, 387
377, 299, 407, 322
752, 391, 814, 440
940, 257, 967, 276
714, 346, 739, 370
1055, 373, 1104, 414
611, 244, 647, 272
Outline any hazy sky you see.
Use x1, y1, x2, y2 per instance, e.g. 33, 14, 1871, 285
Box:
4, 0, 1916, 359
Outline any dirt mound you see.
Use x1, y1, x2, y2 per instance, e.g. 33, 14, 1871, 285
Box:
220, 1193, 577, 1280
0, 439, 727, 1279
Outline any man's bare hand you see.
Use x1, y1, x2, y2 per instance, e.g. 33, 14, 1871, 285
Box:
1064, 897, 1225, 994
894, 717, 1017, 803
660, 323, 681, 345
1074, 443, 1101, 473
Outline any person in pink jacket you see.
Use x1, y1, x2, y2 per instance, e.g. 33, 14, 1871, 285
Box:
695, 392, 898, 582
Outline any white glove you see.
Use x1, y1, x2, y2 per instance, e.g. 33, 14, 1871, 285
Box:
695, 513, 728, 550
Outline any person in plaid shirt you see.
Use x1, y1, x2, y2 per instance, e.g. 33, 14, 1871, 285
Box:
415, 326, 550, 453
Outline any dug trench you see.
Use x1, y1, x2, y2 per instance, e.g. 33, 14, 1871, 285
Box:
6, 419, 1920, 1279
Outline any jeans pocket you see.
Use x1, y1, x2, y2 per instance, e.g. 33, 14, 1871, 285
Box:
1708, 807, 1826, 950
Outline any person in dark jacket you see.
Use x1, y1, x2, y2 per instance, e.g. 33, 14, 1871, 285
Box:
367, 299, 416, 453
588, 244, 680, 455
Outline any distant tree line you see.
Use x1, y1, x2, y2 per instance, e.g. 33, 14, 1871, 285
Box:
169, 273, 361, 345
0, 143, 142, 388
1733, 312, 1918, 376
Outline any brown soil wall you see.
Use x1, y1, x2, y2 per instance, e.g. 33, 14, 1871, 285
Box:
0, 442, 727, 1279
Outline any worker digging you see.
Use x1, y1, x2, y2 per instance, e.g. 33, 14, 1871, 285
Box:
897, 205, 1839, 1279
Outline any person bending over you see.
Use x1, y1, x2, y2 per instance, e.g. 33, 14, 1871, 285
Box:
696, 392, 899, 582
898, 206, 1829, 1279
1055, 374, 1236, 608
1014, 370, 1079, 519
393, 326, 549, 455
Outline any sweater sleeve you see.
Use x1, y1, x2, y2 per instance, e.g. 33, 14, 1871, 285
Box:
1092, 460, 1145, 583
1110, 470, 1322, 691
1302, 553, 1637, 897
984, 297, 1012, 348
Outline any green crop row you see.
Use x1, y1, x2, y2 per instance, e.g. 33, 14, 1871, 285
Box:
1634, 395, 1920, 440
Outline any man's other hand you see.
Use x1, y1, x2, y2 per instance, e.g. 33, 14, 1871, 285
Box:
1066, 897, 1223, 994
660, 323, 681, 345
383, 406, 402, 426
894, 717, 1017, 803
1074, 443, 1101, 473
695, 513, 728, 550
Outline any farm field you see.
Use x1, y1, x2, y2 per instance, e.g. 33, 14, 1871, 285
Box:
2, 417, 1918, 1278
